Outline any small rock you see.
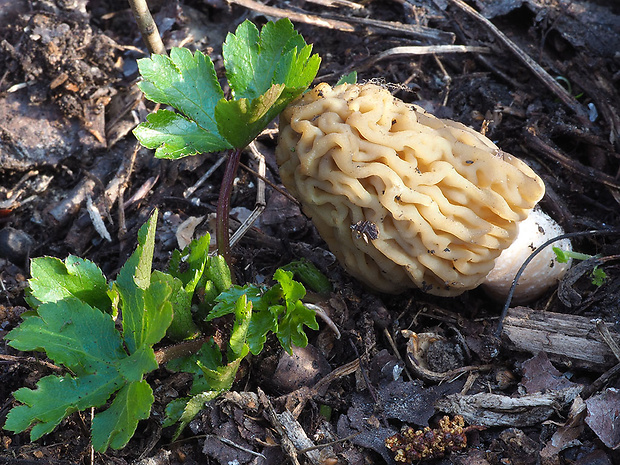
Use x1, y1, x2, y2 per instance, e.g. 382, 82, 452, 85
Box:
271, 344, 330, 393
0, 227, 34, 268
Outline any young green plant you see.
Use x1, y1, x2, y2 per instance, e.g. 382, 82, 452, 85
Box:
4, 211, 319, 452
553, 247, 608, 286
133, 18, 321, 262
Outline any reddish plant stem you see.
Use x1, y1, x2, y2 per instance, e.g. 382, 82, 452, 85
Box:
154, 337, 210, 365
216, 147, 243, 264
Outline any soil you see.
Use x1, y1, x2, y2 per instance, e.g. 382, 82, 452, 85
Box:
0, 0, 619, 464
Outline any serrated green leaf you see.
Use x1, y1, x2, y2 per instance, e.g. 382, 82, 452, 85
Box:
169, 391, 221, 441
167, 339, 223, 395
137, 48, 228, 143
223, 19, 318, 99
335, 70, 357, 86
6, 298, 126, 373
209, 284, 265, 321
276, 300, 318, 353
246, 306, 280, 355
4, 371, 123, 441
204, 254, 232, 294
215, 84, 289, 148
133, 110, 232, 159
169, 233, 211, 287
117, 211, 173, 353
274, 268, 306, 306
228, 295, 252, 359
91, 380, 154, 452
117, 347, 158, 383
152, 271, 198, 341
28, 256, 111, 312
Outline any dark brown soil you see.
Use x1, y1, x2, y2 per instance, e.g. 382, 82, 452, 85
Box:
0, 0, 619, 464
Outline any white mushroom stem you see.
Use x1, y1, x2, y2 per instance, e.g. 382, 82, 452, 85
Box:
482, 208, 572, 304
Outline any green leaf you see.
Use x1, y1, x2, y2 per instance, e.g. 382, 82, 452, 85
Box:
215, 84, 289, 148
335, 71, 357, 86
223, 19, 319, 99
552, 247, 592, 263
91, 380, 154, 452
228, 295, 252, 360
591, 267, 608, 286
117, 211, 173, 353
279, 259, 332, 296
28, 256, 111, 312
134, 19, 320, 156
117, 347, 158, 383
246, 306, 280, 355
152, 271, 199, 341
274, 268, 306, 306
6, 298, 126, 373
204, 254, 233, 294
3, 211, 173, 453
136, 48, 229, 147
133, 110, 232, 159
4, 371, 123, 441
277, 300, 319, 353
169, 233, 211, 287
209, 284, 265, 321
167, 391, 221, 441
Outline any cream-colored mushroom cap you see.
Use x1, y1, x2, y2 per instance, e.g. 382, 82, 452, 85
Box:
276, 83, 545, 296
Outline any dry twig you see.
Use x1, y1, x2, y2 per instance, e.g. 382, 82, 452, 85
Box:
446, 0, 590, 124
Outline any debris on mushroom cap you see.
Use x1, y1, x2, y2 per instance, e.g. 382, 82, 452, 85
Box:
276, 83, 545, 296
482, 208, 572, 303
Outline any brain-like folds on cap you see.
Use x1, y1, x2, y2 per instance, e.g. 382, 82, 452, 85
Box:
276, 83, 545, 295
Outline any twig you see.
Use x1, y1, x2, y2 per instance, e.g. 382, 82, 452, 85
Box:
581, 361, 620, 399
183, 154, 227, 199
297, 432, 361, 454
229, 142, 266, 249
524, 127, 620, 191
258, 388, 302, 465
279, 359, 359, 419
595, 319, 620, 363
359, 45, 490, 71
127, 0, 166, 55
238, 161, 301, 207
226, 0, 355, 32
326, 13, 455, 42
0, 353, 62, 372
495, 229, 620, 337
446, 0, 590, 124
383, 327, 413, 381
216, 436, 266, 459
304, 303, 341, 339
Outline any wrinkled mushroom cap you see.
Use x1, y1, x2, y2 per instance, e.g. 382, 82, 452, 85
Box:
276, 83, 545, 295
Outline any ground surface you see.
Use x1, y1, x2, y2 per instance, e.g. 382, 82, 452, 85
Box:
0, 0, 619, 464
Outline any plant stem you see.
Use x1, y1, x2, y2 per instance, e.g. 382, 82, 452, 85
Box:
127, 0, 167, 55
154, 337, 209, 365
216, 147, 243, 264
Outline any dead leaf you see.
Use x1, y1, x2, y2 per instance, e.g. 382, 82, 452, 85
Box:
585, 388, 620, 449
540, 396, 586, 462
175, 215, 205, 250
521, 352, 581, 393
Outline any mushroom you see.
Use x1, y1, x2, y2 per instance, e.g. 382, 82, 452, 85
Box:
482, 207, 572, 303
276, 82, 570, 300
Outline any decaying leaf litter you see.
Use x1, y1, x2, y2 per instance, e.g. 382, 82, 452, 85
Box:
0, 0, 619, 463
